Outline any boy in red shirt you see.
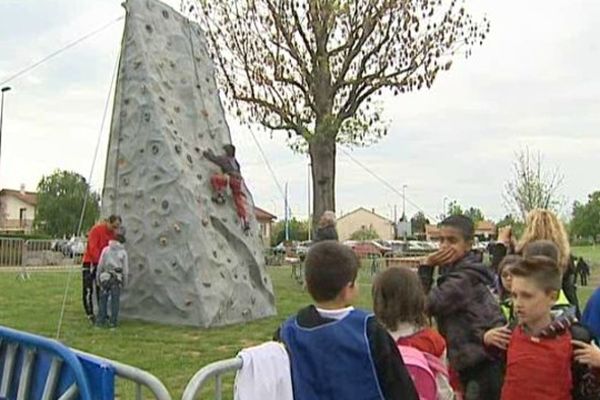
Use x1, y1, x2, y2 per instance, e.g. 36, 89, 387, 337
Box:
489, 256, 572, 400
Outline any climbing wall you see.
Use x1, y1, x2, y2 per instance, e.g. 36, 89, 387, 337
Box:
101, 0, 276, 327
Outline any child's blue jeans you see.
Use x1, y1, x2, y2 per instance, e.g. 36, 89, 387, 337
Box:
97, 282, 121, 327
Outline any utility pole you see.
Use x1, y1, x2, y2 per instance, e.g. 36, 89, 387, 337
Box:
284, 182, 290, 241
0, 86, 12, 179
307, 162, 311, 241
393, 204, 398, 239
402, 185, 407, 219
402, 185, 408, 241
443, 196, 449, 220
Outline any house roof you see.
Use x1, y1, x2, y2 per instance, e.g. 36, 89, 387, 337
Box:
426, 220, 496, 236
0, 189, 38, 206
254, 206, 277, 222
338, 207, 393, 224
476, 220, 496, 232
425, 224, 440, 237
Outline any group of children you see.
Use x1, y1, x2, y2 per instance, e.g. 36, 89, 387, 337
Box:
277, 215, 600, 400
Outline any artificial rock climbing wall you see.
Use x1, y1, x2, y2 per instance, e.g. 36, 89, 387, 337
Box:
101, 0, 276, 327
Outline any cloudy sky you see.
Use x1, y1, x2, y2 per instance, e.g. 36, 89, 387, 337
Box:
0, 0, 598, 222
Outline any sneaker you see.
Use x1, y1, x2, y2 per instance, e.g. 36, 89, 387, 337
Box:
87, 314, 96, 325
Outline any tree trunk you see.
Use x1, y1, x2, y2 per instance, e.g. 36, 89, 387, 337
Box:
309, 133, 336, 234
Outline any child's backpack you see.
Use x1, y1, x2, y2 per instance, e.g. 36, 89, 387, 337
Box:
571, 324, 600, 400
398, 345, 455, 400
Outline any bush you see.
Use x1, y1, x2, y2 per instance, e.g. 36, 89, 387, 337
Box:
350, 227, 380, 240
571, 238, 596, 247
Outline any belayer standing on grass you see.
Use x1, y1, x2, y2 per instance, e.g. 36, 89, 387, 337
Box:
204, 144, 249, 232
81, 215, 121, 323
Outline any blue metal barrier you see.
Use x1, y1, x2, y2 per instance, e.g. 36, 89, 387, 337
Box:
0, 325, 115, 400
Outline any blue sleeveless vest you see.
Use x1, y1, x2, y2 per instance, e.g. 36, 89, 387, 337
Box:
280, 309, 384, 400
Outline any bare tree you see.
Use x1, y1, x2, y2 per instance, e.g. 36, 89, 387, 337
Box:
503, 148, 564, 221
182, 0, 489, 226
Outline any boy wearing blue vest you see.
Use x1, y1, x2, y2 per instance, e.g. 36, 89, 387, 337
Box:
277, 241, 418, 400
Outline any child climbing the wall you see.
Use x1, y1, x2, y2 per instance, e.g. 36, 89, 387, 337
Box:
203, 144, 249, 231
96, 230, 129, 329
372, 267, 454, 400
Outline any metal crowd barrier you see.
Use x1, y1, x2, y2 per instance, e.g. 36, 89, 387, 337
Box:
181, 358, 242, 400
0, 238, 24, 267
0, 325, 97, 399
74, 350, 171, 400
0, 325, 171, 400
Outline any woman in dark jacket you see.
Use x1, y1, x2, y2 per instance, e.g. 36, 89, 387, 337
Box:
313, 211, 338, 242
490, 209, 580, 317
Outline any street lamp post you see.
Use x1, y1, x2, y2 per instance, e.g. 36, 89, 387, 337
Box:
307, 161, 312, 241
402, 184, 408, 241
0, 86, 12, 176
443, 196, 449, 220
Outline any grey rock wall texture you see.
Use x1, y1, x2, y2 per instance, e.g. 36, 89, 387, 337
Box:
102, 0, 276, 327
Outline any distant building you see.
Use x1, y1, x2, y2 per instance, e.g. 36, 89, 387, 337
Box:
0, 186, 37, 234
0, 185, 277, 242
253, 206, 277, 247
475, 220, 496, 240
337, 207, 395, 241
425, 220, 497, 241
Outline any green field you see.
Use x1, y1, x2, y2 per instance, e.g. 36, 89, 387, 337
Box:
0, 245, 598, 398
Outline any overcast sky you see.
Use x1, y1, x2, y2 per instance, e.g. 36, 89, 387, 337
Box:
0, 0, 598, 222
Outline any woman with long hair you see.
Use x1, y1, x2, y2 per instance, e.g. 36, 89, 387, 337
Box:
491, 208, 580, 317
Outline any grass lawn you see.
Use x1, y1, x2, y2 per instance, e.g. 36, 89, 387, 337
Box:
571, 245, 600, 306
0, 265, 376, 399
0, 245, 598, 399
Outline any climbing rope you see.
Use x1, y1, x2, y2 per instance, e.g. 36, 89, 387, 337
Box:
55, 45, 122, 340
248, 125, 287, 202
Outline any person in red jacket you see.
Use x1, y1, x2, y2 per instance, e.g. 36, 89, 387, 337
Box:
486, 256, 572, 400
82, 215, 121, 322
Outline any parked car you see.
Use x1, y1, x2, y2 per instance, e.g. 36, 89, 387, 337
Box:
67, 237, 86, 258
371, 240, 392, 255
52, 239, 70, 255
296, 241, 312, 257
345, 241, 381, 259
